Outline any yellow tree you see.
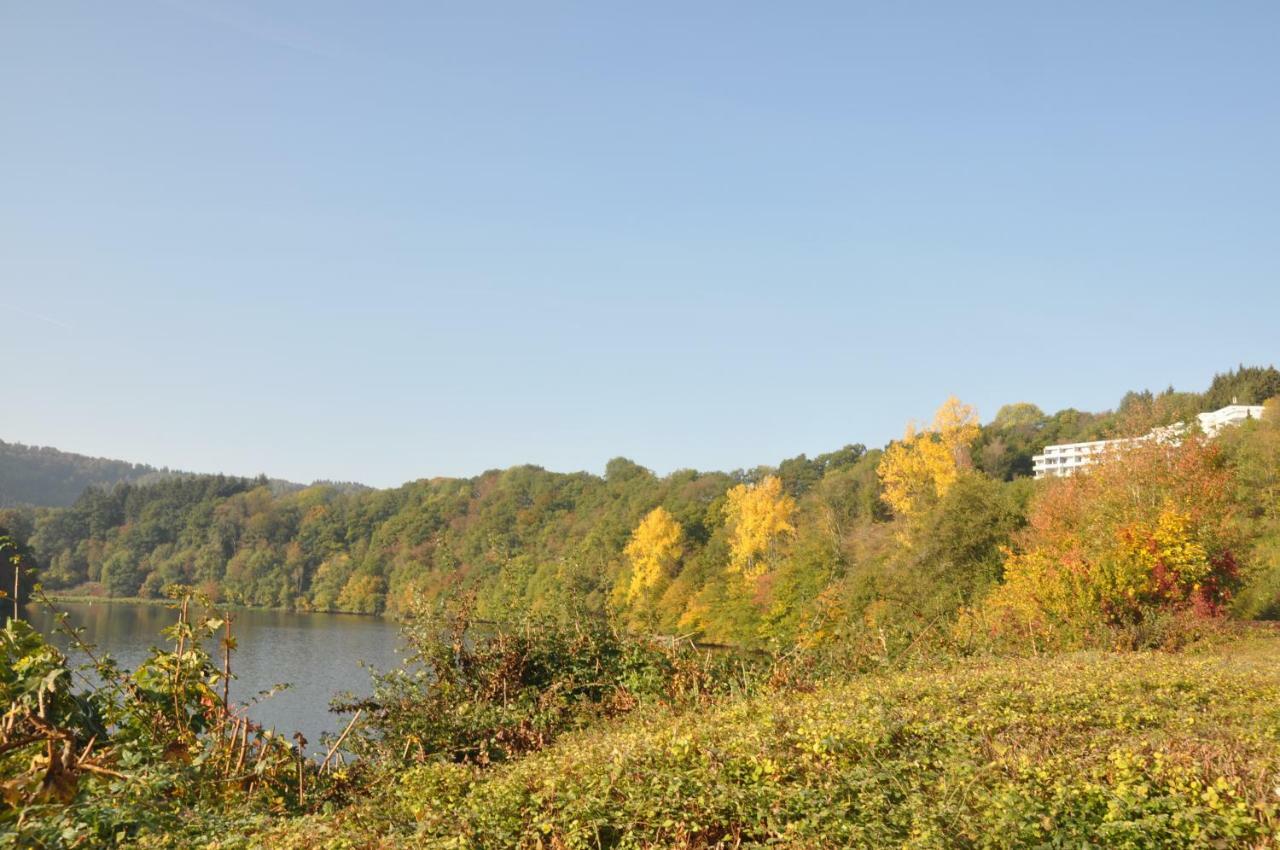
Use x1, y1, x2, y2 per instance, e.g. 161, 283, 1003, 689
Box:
723, 475, 796, 579
878, 395, 980, 517
623, 507, 684, 603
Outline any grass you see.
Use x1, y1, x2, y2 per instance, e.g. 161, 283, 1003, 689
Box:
171, 634, 1280, 849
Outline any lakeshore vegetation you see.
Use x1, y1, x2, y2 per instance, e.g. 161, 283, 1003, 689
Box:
3, 363, 1280, 847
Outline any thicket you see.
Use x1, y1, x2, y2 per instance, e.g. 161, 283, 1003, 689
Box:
0, 584, 793, 846
256, 642, 1280, 849
333, 596, 769, 770
971, 436, 1243, 650
0, 587, 353, 848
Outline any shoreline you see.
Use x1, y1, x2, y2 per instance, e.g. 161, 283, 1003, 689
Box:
38, 593, 392, 619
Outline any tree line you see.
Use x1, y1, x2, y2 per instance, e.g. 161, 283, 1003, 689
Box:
2, 364, 1278, 649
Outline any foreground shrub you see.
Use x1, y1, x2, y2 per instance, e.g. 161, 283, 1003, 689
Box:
1, 588, 332, 847
375, 646, 1280, 848
333, 595, 766, 768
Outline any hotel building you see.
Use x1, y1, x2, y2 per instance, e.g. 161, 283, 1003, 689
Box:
1031, 403, 1265, 479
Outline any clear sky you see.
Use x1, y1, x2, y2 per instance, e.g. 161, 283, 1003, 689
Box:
3, 2, 1277, 488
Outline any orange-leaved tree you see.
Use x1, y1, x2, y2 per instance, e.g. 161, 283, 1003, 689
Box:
878, 396, 980, 517
723, 475, 796, 580
981, 435, 1240, 645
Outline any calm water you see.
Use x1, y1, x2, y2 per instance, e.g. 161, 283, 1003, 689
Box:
21, 600, 404, 754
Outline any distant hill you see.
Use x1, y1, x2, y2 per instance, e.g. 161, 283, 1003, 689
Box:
0, 439, 372, 509
0, 440, 177, 507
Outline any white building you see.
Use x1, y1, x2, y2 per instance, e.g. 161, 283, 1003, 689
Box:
1196, 403, 1265, 437
1031, 438, 1127, 479
1031, 403, 1266, 479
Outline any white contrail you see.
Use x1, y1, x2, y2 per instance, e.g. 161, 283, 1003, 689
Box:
10, 305, 73, 331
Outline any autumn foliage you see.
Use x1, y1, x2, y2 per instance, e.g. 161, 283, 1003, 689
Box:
622, 507, 684, 603
981, 436, 1241, 645
723, 475, 796, 579
878, 396, 980, 517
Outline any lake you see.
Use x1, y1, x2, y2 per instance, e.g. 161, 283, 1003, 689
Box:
20, 600, 405, 755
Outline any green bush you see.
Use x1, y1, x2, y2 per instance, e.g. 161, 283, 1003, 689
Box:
333, 595, 766, 768
371, 645, 1280, 848
1, 588, 333, 848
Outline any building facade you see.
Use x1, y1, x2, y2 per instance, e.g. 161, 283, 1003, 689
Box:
1031, 403, 1266, 479
1196, 403, 1265, 437
1031, 438, 1125, 479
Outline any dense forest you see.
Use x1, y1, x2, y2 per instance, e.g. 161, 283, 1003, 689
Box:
0, 440, 174, 508
4, 365, 1279, 649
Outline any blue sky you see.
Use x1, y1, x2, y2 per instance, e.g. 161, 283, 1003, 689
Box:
3, 2, 1277, 487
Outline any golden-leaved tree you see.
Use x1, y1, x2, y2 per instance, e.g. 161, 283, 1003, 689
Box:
878, 396, 980, 517
723, 475, 796, 579
622, 507, 684, 603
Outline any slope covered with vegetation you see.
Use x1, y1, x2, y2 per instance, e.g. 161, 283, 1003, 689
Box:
5, 365, 1279, 651
257, 636, 1280, 849
0, 440, 171, 508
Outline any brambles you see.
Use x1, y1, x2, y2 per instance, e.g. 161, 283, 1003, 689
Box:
332, 595, 767, 769
0, 586, 341, 847
270, 639, 1280, 848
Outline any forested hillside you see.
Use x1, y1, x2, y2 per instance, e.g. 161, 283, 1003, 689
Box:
0, 440, 172, 507
5, 365, 1280, 648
